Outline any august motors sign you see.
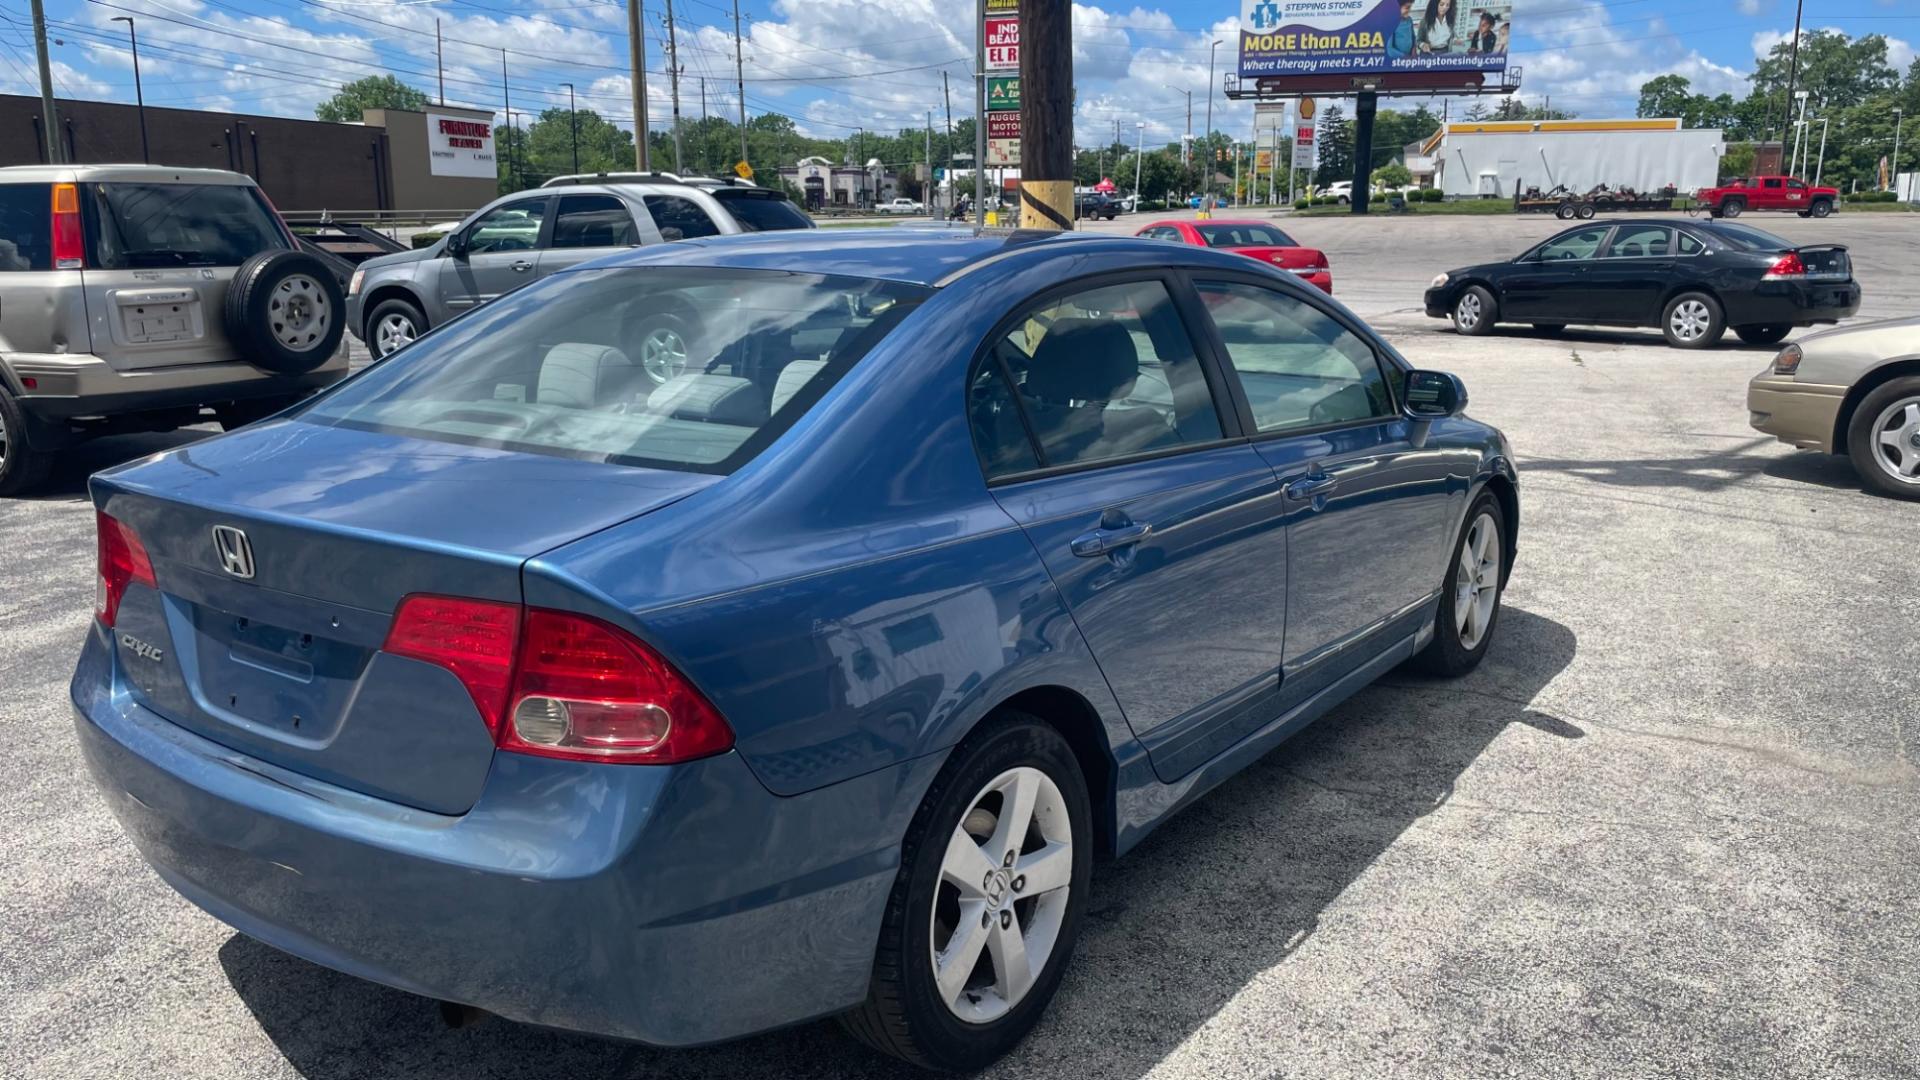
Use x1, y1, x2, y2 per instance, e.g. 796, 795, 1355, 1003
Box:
1238, 0, 1512, 77
426, 112, 497, 179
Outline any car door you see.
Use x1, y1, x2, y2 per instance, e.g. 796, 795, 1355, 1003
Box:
973, 274, 1291, 781
439, 196, 549, 313
1189, 276, 1467, 703
1783, 177, 1809, 211
1498, 224, 1610, 322
535, 193, 642, 279
1583, 223, 1677, 324
1758, 177, 1785, 211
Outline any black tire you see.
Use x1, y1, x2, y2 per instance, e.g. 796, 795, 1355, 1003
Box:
0, 385, 55, 497
840, 713, 1093, 1071
365, 297, 427, 359
1451, 284, 1497, 336
1411, 490, 1507, 676
1810, 198, 1833, 219
1555, 202, 1575, 220
223, 251, 346, 375
1845, 376, 1920, 501
1532, 323, 1567, 336
1660, 291, 1726, 349
1734, 324, 1791, 346
1576, 202, 1597, 220
1721, 198, 1744, 218
214, 393, 306, 432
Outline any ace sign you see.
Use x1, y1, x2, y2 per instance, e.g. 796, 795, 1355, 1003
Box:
985, 16, 1019, 72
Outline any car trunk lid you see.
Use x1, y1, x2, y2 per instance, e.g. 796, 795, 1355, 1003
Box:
1793, 244, 1851, 281
94, 419, 716, 814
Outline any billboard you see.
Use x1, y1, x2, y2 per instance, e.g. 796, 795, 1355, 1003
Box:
426, 112, 496, 178
985, 16, 1020, 72
1238, 0, 1512, 78
988, 76, 1021, 110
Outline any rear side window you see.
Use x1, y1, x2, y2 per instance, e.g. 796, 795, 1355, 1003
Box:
1676, 231, 1704, 255
644, 195, 722, 240
1606, 225, 1670, 258
0, 183, 51, 270
301, 267, 927, 474
1193, 223, 1296, 248
1708, 223, 1792, 252
551, 194, 635, 248
86, 183, 286, 268
711, 191, 813, 232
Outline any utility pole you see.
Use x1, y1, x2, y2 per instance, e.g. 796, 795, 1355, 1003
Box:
942, 70, 956, 187
29, 0, 58, 163
732, 0, 748, 171
973, 0, 985, 223
1019, 0, 1071, 229
664, 0, 684, 172
627, 0, 649, 171
436, 19, 445, 104
1134, 120, 1143, 200
1351, 88, 1378, 214
926, 112, 935, 218
1894, 109, 1906, 194
1770, 0, 1805, 166
110, 16, 147, 163
501, 50, 514, 188
562, 81, 579, 174
1202, 39, 1219, 203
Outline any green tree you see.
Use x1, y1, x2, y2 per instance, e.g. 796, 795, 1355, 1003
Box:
1372, 161, 1413, 188
1314, 105, 1353, 187
521, 107, 633, 185
1637, 74, 1695, 120
315, 75, 429, 123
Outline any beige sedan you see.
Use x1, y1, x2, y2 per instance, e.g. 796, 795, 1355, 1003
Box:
1748, 315, 1920, 499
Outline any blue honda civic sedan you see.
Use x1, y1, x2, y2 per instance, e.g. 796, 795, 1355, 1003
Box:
73, 226, 1517, 1070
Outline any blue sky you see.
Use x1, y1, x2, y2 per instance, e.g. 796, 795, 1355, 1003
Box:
0, 0, 1912, 149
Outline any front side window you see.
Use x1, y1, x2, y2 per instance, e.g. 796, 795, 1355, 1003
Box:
1197, 281, 1393, 434
0, 183, 51, 271
644, 195, 722, 240
984, 279, 1222, 472
1787, 179, 1807, 190
1532, 226, 1609, 262
87, 183, 287, 268
301, 268, 927, 473
1606, 225, 1671, 258
551, 194, 636, 248
464, 200, 546, 255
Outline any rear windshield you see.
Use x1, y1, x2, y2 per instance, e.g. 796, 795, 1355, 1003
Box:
711, 190, 814, 232
86, 182, 287, 268
0, 183, 52, 270
1706, 223, 1793, 252
1194, 223, 1297, 248
300, 267, 927, 473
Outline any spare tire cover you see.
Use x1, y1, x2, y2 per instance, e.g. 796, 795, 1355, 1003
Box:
223, 250, 348, 375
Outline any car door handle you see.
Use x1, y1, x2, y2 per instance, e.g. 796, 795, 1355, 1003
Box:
510, 260, 535, 273
1070, 522, 1151, 557
1652, 261, 1674, 269
1285, 473, 1337, 501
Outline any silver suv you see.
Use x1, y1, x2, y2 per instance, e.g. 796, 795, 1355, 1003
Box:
0, 164, 347, 494
347, 175, 813, 363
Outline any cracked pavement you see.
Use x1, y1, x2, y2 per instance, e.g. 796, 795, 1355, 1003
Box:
4, 212, 1917, 1080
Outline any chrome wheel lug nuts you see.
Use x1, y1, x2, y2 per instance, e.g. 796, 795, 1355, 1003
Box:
1011, 875, 1025, 892
999, 910, 1012, 929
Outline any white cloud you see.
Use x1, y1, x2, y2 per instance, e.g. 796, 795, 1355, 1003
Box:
1735, 0, 1763, 16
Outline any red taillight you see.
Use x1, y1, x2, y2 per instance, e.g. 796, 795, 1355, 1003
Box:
95, 510, 156, 626
1763, 252, 1805, 280
382, 596, 733, 765
383, 595, 521, 734
51, 183, 83, 269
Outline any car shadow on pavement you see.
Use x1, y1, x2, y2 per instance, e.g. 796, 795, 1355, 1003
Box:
17, 429, 214, 502
218, 606, 1579, 1080
1519, 437, 1810, 494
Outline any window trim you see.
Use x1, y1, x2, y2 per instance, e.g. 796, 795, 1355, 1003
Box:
964, 268, 1249, 487
1181, 268, 1412, 446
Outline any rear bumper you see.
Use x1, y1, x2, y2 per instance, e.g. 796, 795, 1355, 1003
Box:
1747, 374, 1845, 452
1722, 280, 1860, 328
71, 623, 936, 1047
5, 353, 347, 420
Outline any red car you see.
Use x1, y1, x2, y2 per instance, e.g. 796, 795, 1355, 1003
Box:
1694, 175, 1839, 219
1135, 219, 1333, 293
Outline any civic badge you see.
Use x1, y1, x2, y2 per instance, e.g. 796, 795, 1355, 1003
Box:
211, 525, 255, 580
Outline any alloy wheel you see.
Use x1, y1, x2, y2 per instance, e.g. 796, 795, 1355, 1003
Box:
375, 313, 417, 356
641, 326, 690, 384
1668, 299, 1711, 342
1456, 293, 1482, 330
1454, 511, 1501, 649
270, 273, 332, 353
0, 407, 8, 470
930, 766, 1074, 1025
1869, 398, 1920, 486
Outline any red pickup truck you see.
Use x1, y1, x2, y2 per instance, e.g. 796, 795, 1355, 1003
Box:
1695, 175, 1839, 219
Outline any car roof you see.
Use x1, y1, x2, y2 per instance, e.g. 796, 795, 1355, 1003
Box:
0, 164, 258, 186
569, 226, 1187, 287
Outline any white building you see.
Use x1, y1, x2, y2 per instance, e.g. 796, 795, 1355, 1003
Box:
1425, 118, 1723, 198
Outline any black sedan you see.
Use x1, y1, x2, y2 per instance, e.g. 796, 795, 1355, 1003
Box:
1424, 220, 1861, 349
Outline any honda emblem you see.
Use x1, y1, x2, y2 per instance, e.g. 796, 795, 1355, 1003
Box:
211, 525, 256, 580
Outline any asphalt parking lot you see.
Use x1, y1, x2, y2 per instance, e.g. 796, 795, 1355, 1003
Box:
5, 212, 1918, 1080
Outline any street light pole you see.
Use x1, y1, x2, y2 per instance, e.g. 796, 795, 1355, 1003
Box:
1813, 116, 1829, 187
1202, 39, 1220, 203
562, 82, 579, 174
1893, 109, 1905, 195
1133, 120, 1143, 203
110, 16, 147, 163
1791, 90, 1809, 176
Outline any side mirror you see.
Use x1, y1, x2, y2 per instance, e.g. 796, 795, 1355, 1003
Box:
444, 230, 469, 259
1402, 369, 1468, 421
